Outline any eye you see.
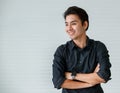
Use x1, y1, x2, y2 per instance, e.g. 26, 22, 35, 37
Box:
65, 23, 68, 26
71, 22, 77, 25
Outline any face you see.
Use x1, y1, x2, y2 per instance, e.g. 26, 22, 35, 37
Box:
65, 14, 87, 40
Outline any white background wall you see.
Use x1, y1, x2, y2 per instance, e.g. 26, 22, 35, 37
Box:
0, 0, 120, 93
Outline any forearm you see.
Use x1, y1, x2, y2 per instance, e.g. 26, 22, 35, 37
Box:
61, 79, 93, 89
75, 73, 105, 85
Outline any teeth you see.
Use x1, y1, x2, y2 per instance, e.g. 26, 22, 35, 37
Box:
69, 33, 73, 35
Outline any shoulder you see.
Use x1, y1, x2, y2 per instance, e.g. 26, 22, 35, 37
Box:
94, 40, 107, 50
89, 37, 106, 48
55, 40, 72, 54
92, 40, 109, 55
89, 38, 108, 52
56, 41, 69, 50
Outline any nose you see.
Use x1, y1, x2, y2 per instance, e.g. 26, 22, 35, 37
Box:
67, 25, 72, 31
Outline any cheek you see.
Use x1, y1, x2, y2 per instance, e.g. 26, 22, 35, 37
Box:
65, 27, 70, 33
65, 28, 68, 33
76, 26, 84, 32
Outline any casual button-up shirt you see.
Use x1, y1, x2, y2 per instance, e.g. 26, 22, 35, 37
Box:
52, 37, 111, 93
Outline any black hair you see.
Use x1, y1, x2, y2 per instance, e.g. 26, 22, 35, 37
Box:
64, 6, 89, 31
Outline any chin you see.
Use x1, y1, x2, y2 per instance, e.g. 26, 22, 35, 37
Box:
70, 37, 76, 40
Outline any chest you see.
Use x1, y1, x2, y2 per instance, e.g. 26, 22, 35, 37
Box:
65, 48, 98, 73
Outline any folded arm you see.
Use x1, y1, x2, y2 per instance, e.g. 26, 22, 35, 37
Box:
65, 72, 105, 86
61, 64, 102, 89
61, 79, 93, 89
65, 64, 105, 85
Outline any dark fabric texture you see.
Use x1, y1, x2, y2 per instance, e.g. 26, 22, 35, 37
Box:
52, 37, 111, 93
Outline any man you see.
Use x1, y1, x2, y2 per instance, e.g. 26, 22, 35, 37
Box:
52, 6, 111, 93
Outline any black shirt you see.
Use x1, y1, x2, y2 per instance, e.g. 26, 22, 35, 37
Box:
52, 37, 111, 93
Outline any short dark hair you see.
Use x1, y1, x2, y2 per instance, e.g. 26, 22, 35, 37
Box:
64, 6, 89, 31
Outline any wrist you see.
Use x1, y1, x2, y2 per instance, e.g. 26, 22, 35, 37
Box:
71, 71, 77, 80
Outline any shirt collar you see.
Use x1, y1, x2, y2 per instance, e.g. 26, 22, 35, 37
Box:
70, 36, 91, 50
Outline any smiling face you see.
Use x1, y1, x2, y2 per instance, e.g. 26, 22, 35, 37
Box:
65, 14, 88, 40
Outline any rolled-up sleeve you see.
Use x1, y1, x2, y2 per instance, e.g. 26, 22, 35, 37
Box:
52, 46, 66, 89
96, 41, 112, 82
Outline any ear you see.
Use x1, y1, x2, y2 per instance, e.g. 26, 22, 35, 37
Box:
83, 21, 88, 31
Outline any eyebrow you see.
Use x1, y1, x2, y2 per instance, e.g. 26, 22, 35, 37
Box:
65, 20, 78, 24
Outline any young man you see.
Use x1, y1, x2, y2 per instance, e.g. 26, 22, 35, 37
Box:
52, 6, 111, 93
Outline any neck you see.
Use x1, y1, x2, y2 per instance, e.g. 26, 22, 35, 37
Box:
73, 34, 87, 49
